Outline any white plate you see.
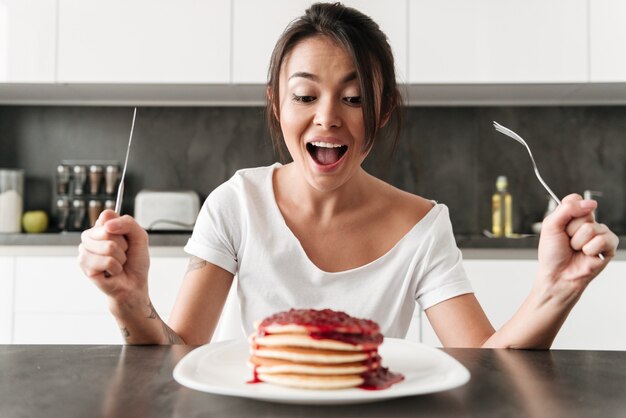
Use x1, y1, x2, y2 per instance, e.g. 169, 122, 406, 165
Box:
173, 338, 470, 405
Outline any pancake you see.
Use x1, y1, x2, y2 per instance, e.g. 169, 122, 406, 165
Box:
252, 345, 374, 363
247, 355, 377, 375
257, 372, 364, 390
247, 308, 404, 390
253, 333, 367, 351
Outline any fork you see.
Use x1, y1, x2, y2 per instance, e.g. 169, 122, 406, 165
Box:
492, 121, 604, 260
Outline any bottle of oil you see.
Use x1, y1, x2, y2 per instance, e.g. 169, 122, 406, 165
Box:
491, 176, 513, 237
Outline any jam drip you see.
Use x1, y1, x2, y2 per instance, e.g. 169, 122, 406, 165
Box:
247, 366, 262, 384
359, 367, 405, 390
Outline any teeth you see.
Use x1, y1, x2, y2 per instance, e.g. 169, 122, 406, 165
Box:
310, 141, 344, 148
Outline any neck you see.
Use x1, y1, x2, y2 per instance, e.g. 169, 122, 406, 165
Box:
275, 163, 373, 222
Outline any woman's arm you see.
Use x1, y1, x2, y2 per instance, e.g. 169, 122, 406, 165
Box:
107, 257, 233, 345
79, 210, 233, 345
167, 257, 234, 345
427, 194, 619, 349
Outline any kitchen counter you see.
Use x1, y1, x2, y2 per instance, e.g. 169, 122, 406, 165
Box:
0, 232, 191, 247
1, 345, 625, 417
1, 233, 624, 260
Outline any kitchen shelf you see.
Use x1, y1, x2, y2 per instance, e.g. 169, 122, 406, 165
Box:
3, 83, 626, 106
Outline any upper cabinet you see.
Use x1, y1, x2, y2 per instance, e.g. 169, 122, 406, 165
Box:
0, 0, 56, 82
408, 0, 588, 83
232, 0, 408, 84
589, 0, 626, 82
57, 0, 230, 83
2, 0, 626, 104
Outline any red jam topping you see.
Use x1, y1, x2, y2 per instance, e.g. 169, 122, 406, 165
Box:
258, 308, 381, 335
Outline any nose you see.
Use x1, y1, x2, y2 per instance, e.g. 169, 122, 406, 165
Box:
313, 97, 342, 129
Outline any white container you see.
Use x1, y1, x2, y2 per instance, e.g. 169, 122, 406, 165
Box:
0, 169, 24, 233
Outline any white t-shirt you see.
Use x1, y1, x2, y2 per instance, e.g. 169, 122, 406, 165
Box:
184, 163, 473, 338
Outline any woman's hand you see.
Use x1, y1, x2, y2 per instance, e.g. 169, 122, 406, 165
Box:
537, 193, 619, 297
78, 210, 150, 303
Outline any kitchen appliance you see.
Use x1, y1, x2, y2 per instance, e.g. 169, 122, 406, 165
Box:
134, 190, 200, 231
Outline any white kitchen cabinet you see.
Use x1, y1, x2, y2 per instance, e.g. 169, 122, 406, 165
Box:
420, 260, 537, 347
11, 255, 189, 344
421, 259, 626, 350
12, 255, 121, 344
232, 0, 408, 83
57, 0, 231, 83
0, 256, 14, 343
553, 261, 626, 350
0, 0, 56, 82
10, 253, 243, 344
589, 0, 626, 82
408, 0, 588, 83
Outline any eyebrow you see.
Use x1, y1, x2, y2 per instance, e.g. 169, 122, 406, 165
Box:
288, 71, 357, 83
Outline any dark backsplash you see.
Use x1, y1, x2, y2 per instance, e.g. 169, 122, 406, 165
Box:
1, 105, 624, 235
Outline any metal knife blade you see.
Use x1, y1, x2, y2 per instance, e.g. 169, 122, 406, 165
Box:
114, 107, 137, 214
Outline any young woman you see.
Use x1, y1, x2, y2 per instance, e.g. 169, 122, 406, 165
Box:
78, 3, 619, 347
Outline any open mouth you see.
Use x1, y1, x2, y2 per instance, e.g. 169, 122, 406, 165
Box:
306, 142, 349, 166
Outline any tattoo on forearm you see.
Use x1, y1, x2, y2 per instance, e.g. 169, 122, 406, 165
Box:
187, 256, 208, 272
121, 327, 130, 339
162, 322, 185, 344
145, 301, 184, 344
146, 301, 158, 319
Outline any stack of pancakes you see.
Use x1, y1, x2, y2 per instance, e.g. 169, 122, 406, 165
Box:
247, 308, 395, 390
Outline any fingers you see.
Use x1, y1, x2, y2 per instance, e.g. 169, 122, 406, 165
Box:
543, 193, 619, 259
95, 209, 119, 227
78, 245, 125, 278
582, 229, 620, 259
544, 194, 597, 233
79, 212, 140, 279
569, 222, 612, 256
103, 215, 149, 246
81, 227, 128, 257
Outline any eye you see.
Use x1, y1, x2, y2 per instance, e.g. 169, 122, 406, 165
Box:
343, 96, 362, 106
292, 94, 316, 103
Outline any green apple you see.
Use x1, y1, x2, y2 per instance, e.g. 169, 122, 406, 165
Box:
22, 210, 49, 233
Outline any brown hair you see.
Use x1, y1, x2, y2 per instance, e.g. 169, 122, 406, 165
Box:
266, 2, 403, 161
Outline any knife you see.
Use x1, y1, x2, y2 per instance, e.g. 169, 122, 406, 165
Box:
104, 107, 137, 279
115, 107, 137, 214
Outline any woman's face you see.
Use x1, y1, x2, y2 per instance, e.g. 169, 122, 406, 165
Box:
278, 36, 368, 192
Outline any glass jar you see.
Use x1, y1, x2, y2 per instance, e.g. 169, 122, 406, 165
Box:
0, 169, 25, 233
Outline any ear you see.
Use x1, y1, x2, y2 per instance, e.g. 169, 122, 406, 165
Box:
267, 86, 279, 121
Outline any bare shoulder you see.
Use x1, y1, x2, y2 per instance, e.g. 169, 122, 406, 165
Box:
374, 178, 434, 226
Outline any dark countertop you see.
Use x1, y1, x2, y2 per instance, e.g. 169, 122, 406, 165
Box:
0, 231, 192, 247
0, 232, 581, 248
2, 232, 624, 260
1, 345, 625, 418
